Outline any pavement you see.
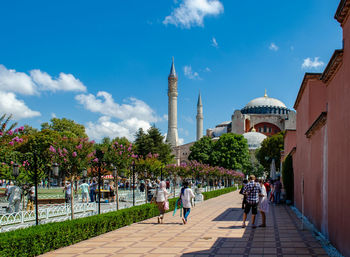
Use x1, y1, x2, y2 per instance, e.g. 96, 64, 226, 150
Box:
41, 191, 329, 257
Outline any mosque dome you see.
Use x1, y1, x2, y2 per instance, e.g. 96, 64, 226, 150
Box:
243, 131, 267, 150
241, 91, 289, 115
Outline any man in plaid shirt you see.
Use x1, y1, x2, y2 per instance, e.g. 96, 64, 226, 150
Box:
242, 175, 262, 228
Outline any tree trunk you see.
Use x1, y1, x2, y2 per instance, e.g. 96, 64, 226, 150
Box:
70, 177, 74, 220
145, 183, 148, 203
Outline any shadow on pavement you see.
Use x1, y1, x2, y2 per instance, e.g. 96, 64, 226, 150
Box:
212, 208, 243, 221
181, 235, 253, 256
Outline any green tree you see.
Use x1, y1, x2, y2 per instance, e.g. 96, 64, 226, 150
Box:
41, 118, 87, 138
256, 132, 284, 171
210, 133, 251, 173
22, 125, 39, 135
188, 136, 214, 164
134, 126, 173, 164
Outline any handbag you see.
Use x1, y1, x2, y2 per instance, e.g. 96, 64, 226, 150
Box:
164, 200, 169, 210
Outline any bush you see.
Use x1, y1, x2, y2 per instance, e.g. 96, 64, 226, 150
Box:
282, 154, 294, 202
0, 187, 236, 257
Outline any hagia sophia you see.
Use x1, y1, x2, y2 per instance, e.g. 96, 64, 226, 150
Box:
164, 59, 296, 164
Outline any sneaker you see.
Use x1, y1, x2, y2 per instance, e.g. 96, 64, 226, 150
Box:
252, 225, 257, 229
182, 218, 186, 225
241, 223, 246, 228
258, 224, 266, 227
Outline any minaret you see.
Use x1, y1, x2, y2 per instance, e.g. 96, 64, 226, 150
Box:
166, 57, 179, 147
196, 92, 203, 141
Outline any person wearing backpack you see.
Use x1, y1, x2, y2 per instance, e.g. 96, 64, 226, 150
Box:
239, 179, 248, 209
153, 181, 169, 224
242, 175, 262, 229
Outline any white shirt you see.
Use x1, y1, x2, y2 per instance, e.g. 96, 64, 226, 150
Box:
155, 188, 168, 202
181, 188, 195, 208
8, 186, 22, 202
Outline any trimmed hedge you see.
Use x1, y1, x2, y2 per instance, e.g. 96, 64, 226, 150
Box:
0, 187, 237, 257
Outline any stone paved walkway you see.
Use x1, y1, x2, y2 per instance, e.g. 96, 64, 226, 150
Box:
42, 191, 329, 257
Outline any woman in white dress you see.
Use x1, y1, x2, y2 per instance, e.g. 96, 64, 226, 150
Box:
154, 181, 169, 224
258, 179, 269, 227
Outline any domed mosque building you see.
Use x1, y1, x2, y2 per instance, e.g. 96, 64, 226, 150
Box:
207, 91, 296, 150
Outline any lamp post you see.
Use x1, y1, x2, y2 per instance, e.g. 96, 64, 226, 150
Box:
132, 163, 135, 206
96, 149, 103, 215
113, 166, 119, 210
33, 151, 39, 226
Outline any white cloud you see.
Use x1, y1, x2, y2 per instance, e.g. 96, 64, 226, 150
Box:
163, 0, 224, 28
0, 64, 87, 94
302, 57, 325, 69
269, 43, 279, 51
211, 37, 218, 48
30, 70, 86, 92
184, 65, 200, 80
75, 91, 158, 122
0, 64, 37, 95
0, 91, 40, 120
76, 91, 160, 140
178, 137, 185, 145
85, 116, 151, 141
205, 67, 211, 72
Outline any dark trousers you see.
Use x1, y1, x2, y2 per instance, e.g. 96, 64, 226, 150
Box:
183, 208, 191, 221
89, 190, 96, 202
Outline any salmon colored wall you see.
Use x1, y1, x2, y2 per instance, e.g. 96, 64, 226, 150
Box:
293, 81, 310, 212
308, 80, 327, 125
284, 130, 296, 156
326, 48, 350, 256
289, 12, 350, 256
307, 127, 324, 230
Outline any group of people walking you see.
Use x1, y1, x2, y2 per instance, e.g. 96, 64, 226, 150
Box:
240, 175, 282, 228
151, 180, 195, 225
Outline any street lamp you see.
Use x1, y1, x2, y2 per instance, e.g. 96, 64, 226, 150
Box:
52, 163, 59, 177
33, 151, 39, 225
12, 163, 19, 177
82, 168, 87, 178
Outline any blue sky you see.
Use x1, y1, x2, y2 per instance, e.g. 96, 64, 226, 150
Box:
0, 0, 343, 144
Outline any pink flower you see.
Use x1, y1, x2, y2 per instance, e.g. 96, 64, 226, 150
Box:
49, 145, 56, 153
7, 130, 13, 136
72, 152, 77, 157
63, 148, 68, 153
76, 144, 82, 150
93, 158, 99, 163
8, 141, 14, 146
10, 161, 14, 165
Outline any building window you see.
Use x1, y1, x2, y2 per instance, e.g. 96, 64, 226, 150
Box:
264, 126, 267, 133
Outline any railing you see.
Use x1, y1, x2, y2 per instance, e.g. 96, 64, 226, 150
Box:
0, 185, 235, 232
0, 203, 95, 232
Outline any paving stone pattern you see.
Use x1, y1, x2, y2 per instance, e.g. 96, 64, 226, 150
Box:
42, 191, 328, 257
